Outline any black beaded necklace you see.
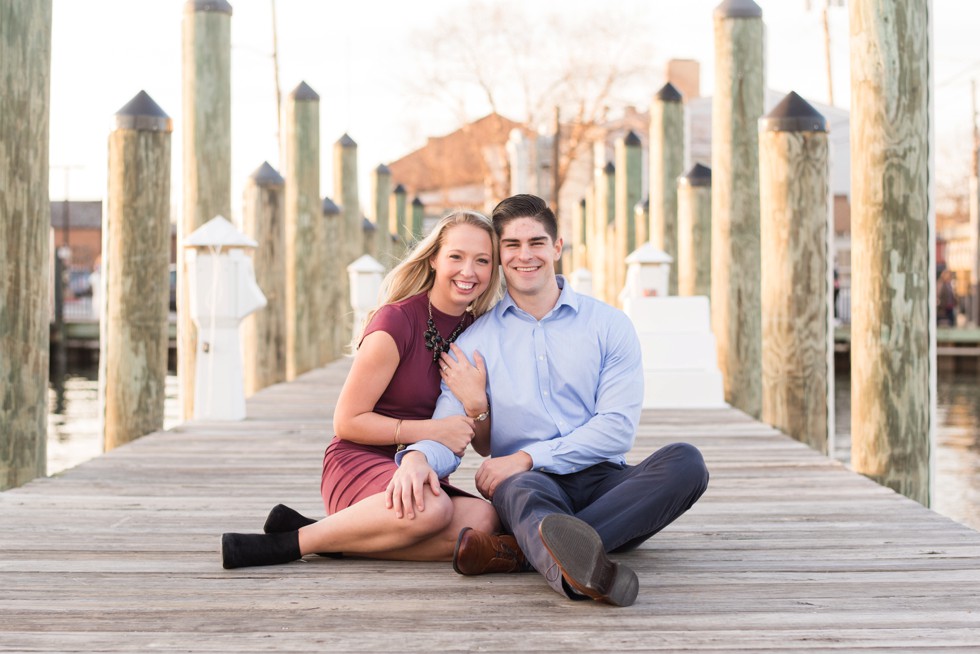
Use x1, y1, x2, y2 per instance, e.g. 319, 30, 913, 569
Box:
423, 296, 468, 363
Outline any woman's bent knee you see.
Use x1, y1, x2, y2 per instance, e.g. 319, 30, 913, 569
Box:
398, 491, 454, 537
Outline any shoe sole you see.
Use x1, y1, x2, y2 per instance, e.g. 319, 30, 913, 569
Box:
539, 514, 638, 607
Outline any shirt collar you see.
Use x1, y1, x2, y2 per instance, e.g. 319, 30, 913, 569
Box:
497, 274, 580, 320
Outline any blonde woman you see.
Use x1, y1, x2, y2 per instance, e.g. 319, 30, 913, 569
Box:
222, 210, 519, 569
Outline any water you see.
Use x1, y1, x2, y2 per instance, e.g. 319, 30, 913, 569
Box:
47, 366, 179, 475
45, 366, 980, 532
834, 372, 980, 532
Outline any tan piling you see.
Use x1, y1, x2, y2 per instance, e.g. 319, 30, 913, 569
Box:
572, 198, 589, 272
0, 0, 52, 489
241, 162, 286, 394
284, 81, 320, 379
634, 198, 649, 256
759, 92, 832, 455
372, 164, 392, 267
321, 197, 342, 361
410, 197, 424, 242
594, 161, 616, 304
849, 0, 934, 505
711, 0, 765, 417
650, 82, 685, 295
677, 164, 713, 297
180, 0, 232, 419
362, 217, 377, 259
390, 183, 407, 251
333, 134, 360, 353
102, 92, 172, 451
614, 131, 642, 304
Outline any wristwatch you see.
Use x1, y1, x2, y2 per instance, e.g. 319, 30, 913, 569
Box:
470, 408, 490, 422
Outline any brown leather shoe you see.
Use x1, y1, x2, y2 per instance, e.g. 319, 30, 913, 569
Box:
453, 527, 531, 575
538, 514, 638, 607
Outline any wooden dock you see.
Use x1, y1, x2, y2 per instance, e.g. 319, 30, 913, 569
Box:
3, 357, 979, 651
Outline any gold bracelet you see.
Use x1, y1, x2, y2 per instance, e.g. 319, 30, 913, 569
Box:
394, 419, 403, 445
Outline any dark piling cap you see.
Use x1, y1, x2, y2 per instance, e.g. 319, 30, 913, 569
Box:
249, 161, 284, 187
603, 161, 616, 175
655, 82, 683, 103
375, 164, 391, 175
412, 197, 424, 207
114, 90, 172, 132
322, 197, 340, 215
362, 217, 377, 232
623, 130, 641, 147
714, 0, 762, 19
393, 183, 406, 195
290, 81, 319, 101
760, 91, 827, 133
186, 0, 233, 15
679, 163, 712, 187
579, 198, 587, 208
337, 133, 357, 148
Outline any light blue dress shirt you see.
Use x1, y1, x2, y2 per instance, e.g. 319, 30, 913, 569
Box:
397, 276, 644, 478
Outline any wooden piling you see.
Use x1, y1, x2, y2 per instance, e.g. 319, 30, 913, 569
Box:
241, 162, 286, 394
759, 92, 832, 455
321, 197, 342, 361
0, 0, 52, 489
584, 188, 597, 277
614, 131, 642, 304
333, 134, 360, 354
635, 198, 649, 256
180, 0, 232, 419
390, 183, 407, 248
410, 196, 424, 242
572, 198, 588, 272
711, 0, 765, 418
102, 92, 172, 451
849, 0, 934, 505
372, 164, 392, 267
284, 82, 320, 379
362, 218, 378, 259
591, 160, 614, 304
677, 164, 712, 297
650, 82, 685, 295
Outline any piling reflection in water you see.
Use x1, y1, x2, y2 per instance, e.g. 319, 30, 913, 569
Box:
834, 371, 980, 532
47, 366, 178, 476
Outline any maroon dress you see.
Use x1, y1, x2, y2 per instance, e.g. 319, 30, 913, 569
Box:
320, 292, 475, 514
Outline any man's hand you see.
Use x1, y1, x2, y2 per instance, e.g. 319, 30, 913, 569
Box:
385, 451, 441, 519
475, 451, 533, 500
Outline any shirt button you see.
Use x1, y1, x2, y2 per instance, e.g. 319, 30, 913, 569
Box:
538, 355, 545, 360
543, 391, 549, 396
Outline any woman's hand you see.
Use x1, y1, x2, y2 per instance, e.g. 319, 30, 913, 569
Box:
385, 451, 441, 519
440, 344, 489, 418
427, 415, 475, 457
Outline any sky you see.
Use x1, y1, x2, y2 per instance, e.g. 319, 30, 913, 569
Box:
49, 0, 980, 220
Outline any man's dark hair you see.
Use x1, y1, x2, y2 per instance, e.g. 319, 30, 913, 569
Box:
490, 194, 558, 241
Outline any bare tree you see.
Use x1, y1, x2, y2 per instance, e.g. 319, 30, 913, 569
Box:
403, 0, 657, 204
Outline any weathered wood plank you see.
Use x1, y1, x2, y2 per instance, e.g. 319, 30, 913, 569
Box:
2, 357, 979, 651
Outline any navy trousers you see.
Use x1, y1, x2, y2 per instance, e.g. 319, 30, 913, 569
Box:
492, 442, 709, 597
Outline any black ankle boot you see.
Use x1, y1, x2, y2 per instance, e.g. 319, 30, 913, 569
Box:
263, 504, 318, 533
263, 504, 343, 559
222, 531, 301, 569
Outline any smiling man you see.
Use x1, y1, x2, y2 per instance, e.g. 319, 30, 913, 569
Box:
398, 194, 709, 607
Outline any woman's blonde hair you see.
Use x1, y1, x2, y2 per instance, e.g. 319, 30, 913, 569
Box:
357, 210, 501, 344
